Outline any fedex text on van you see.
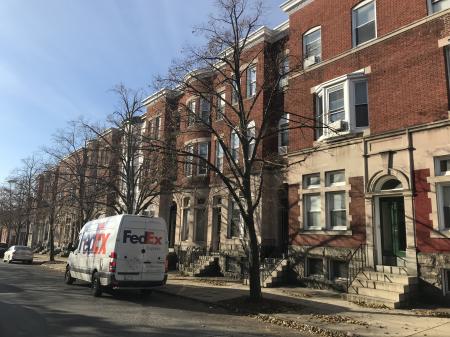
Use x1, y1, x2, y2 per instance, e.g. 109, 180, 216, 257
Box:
82, 233, 111, 255
123, 230, 162, 245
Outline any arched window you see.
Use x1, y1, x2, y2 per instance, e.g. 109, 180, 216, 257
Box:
380, 179, 403, 191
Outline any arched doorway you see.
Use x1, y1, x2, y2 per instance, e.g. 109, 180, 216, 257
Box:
373, 176, 407, 266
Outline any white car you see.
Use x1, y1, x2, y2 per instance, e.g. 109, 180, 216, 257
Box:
3, 245, 34, 264
66, 214, 168, 297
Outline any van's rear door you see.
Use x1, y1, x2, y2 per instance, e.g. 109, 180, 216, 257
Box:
115, 226, 144, 281
141, 227, 167, 281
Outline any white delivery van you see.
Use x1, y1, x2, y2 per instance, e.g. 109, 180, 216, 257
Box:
65, 214, 168, 297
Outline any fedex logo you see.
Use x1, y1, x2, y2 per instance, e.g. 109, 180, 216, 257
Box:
123, 230, 162, 245
82, 232, 111, 255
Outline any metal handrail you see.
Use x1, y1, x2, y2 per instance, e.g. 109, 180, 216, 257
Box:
261, 257, 286, 285
346, 244, 367, 291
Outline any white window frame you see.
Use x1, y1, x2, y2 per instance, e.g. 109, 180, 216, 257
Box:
278, 113, 289, 153
187, 99, 197, 127
304, 193, 322, 230
303, 26, 322, 67
303, 173, 321, 189
326, 170, 346, 187
352, 0, 377, 47
231, 130, 240, 162
279, 54, 289, 88
314, 71, 369, 140
215, 140, 224, 172
437, 182, 450, 230
428, 0, 450, 14
232, 75, 239, 105
435, 155, 450, 176
326, 191, 347, 230
247, 120, 256, 160
197, 142, 209, 175
247, 64, 257, 98
217, 92, 226, 120
184, 144, 194, 177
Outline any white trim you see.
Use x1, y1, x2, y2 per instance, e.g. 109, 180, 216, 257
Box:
437, 182, 450, 231
280, 0, 314, 15
428, 0, 450, 15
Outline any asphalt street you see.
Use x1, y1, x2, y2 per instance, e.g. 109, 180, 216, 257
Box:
0, 262, 305, 337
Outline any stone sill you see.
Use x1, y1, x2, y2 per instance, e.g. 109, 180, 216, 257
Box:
430, 229, 450, 239
299, 229, 353, 236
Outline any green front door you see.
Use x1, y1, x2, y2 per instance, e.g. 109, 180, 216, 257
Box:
379, 197, 407, 266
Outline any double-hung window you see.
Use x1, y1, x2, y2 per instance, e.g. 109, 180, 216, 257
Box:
231, 130, 240, 162
314, 72, 369, 140
247, 64, 257, 98
194, 198, 207, 242
150, 116, 160, 140
429, 0, 450, 13
228, 198, 244, 238
247, 121, 256, 160
352, 1, 376, 47
304, 194, 321, 229
327, 192, 347, 229
197, 142, 209, 175
181, 197, 190, 241
436, 156, 450, 230
217, 92, 225, 120
303, 27, 321, 67
184, 145, 194, 177
215, 140, 224, 172
279, 54, 289, 88
199, 97, 210, 123
278, 114, 289, 154
187, 100, 197, 126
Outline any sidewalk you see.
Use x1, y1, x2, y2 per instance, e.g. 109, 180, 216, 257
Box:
158, 276, 450, 337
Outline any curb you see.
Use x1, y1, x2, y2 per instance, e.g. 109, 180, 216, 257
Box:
153, 287, 226, 309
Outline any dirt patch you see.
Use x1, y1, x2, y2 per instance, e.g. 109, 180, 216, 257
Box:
309, 313, 369, 327
218, 296, 303, 315
411, 309, 450, 318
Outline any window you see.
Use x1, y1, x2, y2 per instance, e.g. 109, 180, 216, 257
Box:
352, 1, 376, 47
303, 27, 321, 67
437, 184, 450, 230
304, 194, 321, 229
150, 117, 160, 140
314, 73, 369, 140
215, 140, 224, 173
443, 269, 450, 295
217, 92, 226, 120
330, 260, 348, 280
303, 173, 320, 189
354, 81, 369, 127
232, 75, 239, 104
184, 145, 193, 177
307, 258, 324, 277
279, 54, 289, 88
436, 156, 450, 176
194, 198, 207, 242
181, 198, 190, 241
231, 130, 240, 162
228, 199, 243, 238
247, 64, 257, 98
197, 142, 209, 175
247, 121, 256, 160
199, 97, 210, 123
327, 192, 347, 229
326, 170, 345, 187
278, 114, 289, 153
429, 0, 450, 13
187, 100, 197, 126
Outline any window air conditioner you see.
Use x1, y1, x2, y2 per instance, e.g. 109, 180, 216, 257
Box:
329, 120, 347, 132
278, 146, 288, 155
304, 55, 320, 68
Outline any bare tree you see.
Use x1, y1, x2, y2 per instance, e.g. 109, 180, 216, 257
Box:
155, 0, 308, 300
82, 84, 170, 215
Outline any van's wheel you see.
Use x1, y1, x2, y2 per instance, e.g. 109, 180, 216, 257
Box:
64, 266, 75, 285
91, 272, 102, 297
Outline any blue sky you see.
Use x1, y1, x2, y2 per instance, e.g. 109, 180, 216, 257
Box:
0, 0, 286, 182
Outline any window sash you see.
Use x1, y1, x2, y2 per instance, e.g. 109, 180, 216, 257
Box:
184, 145, 194, 176
217, 92, 225, 120
197, 143, 209, 175
215, 140, 224, 172
353, 2, 376, 46
439, 184, 450, 229
304, 29, 322, 60
231, 131, 240, 161
247, 65, 257, 97
187, 100, 197, 126
431, 0, 450, 13
279, 56, 289, 87
304, 174, 320, 189
305, 194, 321, 228
315, 94, 324, 139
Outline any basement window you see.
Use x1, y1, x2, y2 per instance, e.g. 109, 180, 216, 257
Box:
307, 258, 324, 277
443, 269, 450, 295
330, 260, 348, 281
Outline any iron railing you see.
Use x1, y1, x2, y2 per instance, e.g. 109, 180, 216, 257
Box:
346, 244, 368, 291
176, 246, 207, 271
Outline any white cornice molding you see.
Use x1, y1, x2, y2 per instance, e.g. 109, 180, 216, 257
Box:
142, 88, 181, 106
280, 0, 314, 15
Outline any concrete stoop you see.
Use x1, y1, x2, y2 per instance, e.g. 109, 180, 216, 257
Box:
243, 259, 289, 288
343, 265, 418, 309
182, 255, 221, 277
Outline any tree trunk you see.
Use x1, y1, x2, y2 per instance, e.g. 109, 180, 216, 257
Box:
246, 216, 262, 301
48, 216, 55, 262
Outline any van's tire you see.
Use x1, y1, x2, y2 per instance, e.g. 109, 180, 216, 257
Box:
91, 272, 102, 297
64, 266, 75, 285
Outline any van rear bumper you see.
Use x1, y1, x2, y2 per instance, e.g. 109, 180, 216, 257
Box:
110, 274, 167, 289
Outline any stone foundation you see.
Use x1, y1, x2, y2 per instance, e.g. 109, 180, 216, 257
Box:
417, 253, 450, 304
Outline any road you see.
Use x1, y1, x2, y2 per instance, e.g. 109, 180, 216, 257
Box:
0, 262, 305, 337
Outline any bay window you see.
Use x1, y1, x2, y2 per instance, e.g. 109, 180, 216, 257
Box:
187, 100, 197, 126
184, 145, 193, 177
199, 97, 210, 123
197, 142, 209, 175
215, 140, 224, 172
314, 72, 369, 140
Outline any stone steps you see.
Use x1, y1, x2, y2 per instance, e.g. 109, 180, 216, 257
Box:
343, 293, 403, 309
243, 259, 289, 288
353, 278, 411, 293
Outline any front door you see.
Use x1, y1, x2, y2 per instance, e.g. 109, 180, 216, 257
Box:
379, 197, 407, 266
211, 205, 221, 252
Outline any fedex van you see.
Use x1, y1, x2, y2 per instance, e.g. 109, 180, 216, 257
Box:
65, 214, 168, 297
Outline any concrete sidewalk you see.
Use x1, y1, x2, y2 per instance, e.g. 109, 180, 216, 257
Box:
158, 277, 450, 337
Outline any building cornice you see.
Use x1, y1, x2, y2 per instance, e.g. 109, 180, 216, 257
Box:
142, 88, 180, 106
280, 0, 314, 15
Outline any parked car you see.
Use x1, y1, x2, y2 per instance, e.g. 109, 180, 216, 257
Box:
65, 214, 168, 297
3, 245, 34, 264
0, 248, 6, 259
